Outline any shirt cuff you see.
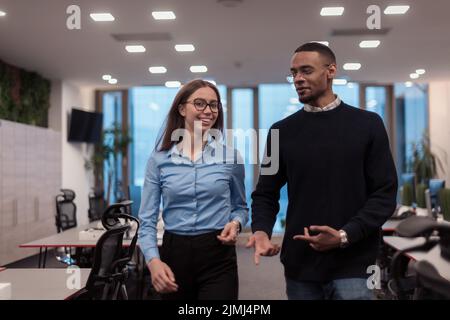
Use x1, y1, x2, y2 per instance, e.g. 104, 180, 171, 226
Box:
143, 247, 160, 264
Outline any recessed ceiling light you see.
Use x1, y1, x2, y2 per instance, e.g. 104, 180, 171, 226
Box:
343, 63, 361, 71
165, 81, 181, 88
90, 13, 115, 22
311, 41, 329, 46
108, 78, 118, 84
149, 66, 167, 74
125, 45, 146, 53
152, 11, 176, 20
102, 74, 112, 81
0, 10, 6, 17
416, 69, 426, 75
405, 81, 413, 87
410, 73, 419, 79
320, 7, 344, 16
175, 44, 195, 52
384, 5, 410, 15
190, 65, 208, 73
359, 40, 380, 48
333, 79, 348, 85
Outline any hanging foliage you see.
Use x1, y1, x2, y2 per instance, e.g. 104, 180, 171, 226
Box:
0, 60, 50, 127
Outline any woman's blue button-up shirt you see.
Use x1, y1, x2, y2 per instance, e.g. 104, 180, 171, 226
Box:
138, 141, 249, 263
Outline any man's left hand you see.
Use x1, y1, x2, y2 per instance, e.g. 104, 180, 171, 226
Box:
293, 226, 341, 252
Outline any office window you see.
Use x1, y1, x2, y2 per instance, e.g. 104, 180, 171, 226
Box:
231, 89, 255, 221
394, 83, 429, 178
129, 87, 178, 187
258, 84, 299, 232
102, 92, 123, 203
365, 86, 387, 125
333, 83, 360, 107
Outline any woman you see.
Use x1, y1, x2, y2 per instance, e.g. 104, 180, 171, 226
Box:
138, 79, 248, 300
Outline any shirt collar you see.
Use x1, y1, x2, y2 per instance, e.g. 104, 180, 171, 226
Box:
168, 134, 221, 160
303, 95, 341, 113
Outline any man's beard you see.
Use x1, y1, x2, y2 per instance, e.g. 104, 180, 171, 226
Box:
299, 88, 325, 104
299, 92, 316, 104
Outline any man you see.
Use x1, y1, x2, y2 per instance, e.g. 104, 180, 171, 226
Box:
246, 42, 398, 300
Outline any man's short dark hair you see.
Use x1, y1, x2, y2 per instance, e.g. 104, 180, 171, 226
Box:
294, 42, 336, 64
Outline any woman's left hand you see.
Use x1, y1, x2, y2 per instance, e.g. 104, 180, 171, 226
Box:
217, 222, 239, 245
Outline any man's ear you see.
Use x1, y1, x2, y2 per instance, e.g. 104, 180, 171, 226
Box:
178, 104, 186, 117
327, 64, 337, 80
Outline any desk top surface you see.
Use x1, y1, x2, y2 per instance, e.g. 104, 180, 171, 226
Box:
382, 219, 402, 232
20, 221, 163, 248
0, 268, 90, 300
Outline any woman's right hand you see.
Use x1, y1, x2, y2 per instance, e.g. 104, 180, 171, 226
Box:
148, 258, 179, 293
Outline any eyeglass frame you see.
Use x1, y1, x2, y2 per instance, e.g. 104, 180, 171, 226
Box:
183, 98, 222, 113
286, 63, 333, 83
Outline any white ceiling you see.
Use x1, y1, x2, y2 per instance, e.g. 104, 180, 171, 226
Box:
0, 0, 449, 88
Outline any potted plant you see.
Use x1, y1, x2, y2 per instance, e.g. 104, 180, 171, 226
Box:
85, 122, 132, 204
408, 132, 444, 185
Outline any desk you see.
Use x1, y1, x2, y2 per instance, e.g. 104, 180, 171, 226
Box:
383, 236, 450, 282
0, 268, 90, 300
20, 221, 163, 267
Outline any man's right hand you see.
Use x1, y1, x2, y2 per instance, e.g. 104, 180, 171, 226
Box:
245, 231, 281, 265
148, 258, 179, 293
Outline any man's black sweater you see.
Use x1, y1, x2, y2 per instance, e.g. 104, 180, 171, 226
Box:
251, 101, 398, 282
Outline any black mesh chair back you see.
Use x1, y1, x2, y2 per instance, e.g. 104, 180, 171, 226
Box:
414, 260, 450, 299
73, 201, 139, 300
55, 189, 77, 233
83, 224, 130, 300
88, 189, 106, 222
389, 217, 450, 299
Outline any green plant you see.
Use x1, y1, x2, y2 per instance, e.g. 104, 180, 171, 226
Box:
0, 60, 50, 127
401, 183, 413, 206
85, 122, 132, 204
439, 189, 450, 222
408, 132, 444, 185
416, 183, 427, 208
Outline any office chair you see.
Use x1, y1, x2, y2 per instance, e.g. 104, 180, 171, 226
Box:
88, 188, 106, 222
389, 216, 450, 299
55, 189, 77, 233
73, 201, 139, 300
414, 260, 450, 299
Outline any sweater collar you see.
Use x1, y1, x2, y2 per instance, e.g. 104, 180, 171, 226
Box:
303, 95, 341, 113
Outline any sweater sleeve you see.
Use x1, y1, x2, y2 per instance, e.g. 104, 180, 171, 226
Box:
251, 125, 287, 238
342, 114, 398, 244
